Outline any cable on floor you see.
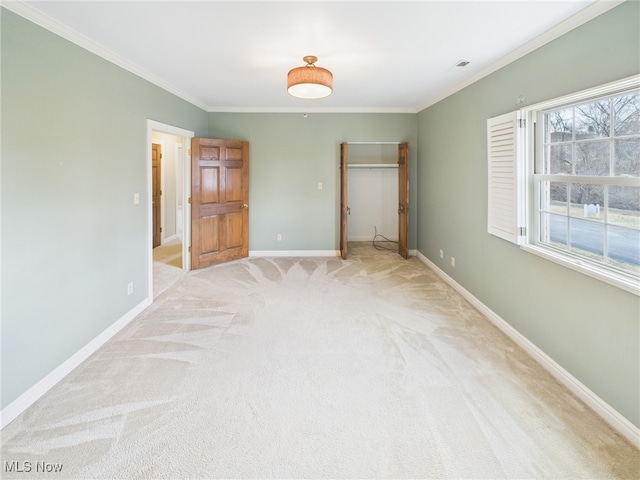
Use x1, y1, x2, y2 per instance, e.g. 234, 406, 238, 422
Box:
372, 226, 398, 252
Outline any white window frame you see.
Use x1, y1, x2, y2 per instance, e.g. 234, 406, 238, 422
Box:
487, 75, 640, 296
517, 75, 640, 296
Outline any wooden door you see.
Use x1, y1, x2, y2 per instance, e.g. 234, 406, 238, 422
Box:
340, 142, 349, 259
152, 143, 162, 248
398, 142, 409, 259
191, 138, 249, 269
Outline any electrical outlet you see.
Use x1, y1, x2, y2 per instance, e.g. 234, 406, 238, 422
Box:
317, 182, 323, 190
450, 257, 456, 268
439, 249, 444, 259
133, 193, 140, 205
127, 282, 134, 295
277, 234, 282, 241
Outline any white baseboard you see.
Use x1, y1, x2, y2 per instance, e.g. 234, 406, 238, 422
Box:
250, 250, 340, 257
0, 298, 151, 430
162, 234, 178, 244
348, 236, 400, 242
416, 251, 640, 448
249, 250, 416, 258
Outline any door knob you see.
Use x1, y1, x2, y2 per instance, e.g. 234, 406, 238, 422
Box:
241, 203, 249, 209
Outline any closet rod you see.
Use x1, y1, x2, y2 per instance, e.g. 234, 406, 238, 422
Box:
347, 164, 398, 168
346, 141, 402, 145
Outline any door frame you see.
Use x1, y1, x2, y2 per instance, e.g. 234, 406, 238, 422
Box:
152, 140, 164, 246
340, 143, 348, 259
174, 142, 186, 243
146, 120, 194, 302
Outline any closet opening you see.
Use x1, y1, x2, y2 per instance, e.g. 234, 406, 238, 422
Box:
340, 142, 408, 259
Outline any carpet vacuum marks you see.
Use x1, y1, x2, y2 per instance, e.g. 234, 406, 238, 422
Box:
2, 249, 638, 478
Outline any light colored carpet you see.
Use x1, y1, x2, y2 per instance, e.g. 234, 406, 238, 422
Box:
153, 239, 185, 298
153, 261, 185, 299
153, 239, 182, 269
1, 244, 638, 479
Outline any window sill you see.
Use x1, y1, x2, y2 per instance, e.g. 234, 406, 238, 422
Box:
521, 244, 640, 296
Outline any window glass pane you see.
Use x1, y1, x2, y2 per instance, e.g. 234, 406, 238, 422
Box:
532, 85, 640, 281
575, 100, 610, 138
570, 184, 604, 223
547, 181, 568, 214
614, 138, 640, 177
545, 109, 572, 143
607, 225, 640, 274
609, 186, 640, 229
547, 144, 572, 174
575, 140, 610, 176
613, 92, 640, 136
569, 218, 604, 261
540, 212, 568, 249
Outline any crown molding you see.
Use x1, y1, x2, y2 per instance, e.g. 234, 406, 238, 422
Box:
206, 106, 418, 114
2, 0, 624, 115
2, 0, 416, 114
416, 0, 625, 112
1, 0, 209, 111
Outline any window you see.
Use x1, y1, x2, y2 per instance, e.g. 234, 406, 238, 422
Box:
488, 76, 640, 294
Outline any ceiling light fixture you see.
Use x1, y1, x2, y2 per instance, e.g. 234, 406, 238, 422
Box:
287, 56, 333, 99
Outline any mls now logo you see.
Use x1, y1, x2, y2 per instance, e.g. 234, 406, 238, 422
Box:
4, 461, 63, 473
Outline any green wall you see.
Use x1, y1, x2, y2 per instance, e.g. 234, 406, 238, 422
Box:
1, 9, 209, 408
2, 1, 638, 432
417, 1, 640, 427
208, 113, 417, 252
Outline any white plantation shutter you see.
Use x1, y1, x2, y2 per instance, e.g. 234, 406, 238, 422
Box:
487, 111, 525, 245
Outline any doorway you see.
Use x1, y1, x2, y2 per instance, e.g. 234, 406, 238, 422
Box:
340, 142, 409, 259
348, 163, 399, 254
152, 142, 162, 248
146, 120, 194, 300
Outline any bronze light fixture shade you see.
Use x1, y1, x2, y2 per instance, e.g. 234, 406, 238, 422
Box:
287, 56, 333, 99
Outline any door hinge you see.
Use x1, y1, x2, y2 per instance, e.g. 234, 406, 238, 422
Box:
518, 118, 526, 128
519, 227, 526, 236
188, 246, 192, 253
187, 149, 192, 156
160, 153, 163, 159
160, 227, 163, 233
160, 189, 163, 196
188, 197, 192, 204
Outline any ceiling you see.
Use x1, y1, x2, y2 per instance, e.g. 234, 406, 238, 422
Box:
10, 1, 621, 112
